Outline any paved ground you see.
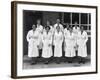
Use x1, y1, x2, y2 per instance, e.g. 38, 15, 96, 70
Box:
23, 55, 91, 69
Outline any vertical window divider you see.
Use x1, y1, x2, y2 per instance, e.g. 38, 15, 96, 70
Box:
79, 13, 81, 27
88, 13, 90, 31
70, 13, 72, 27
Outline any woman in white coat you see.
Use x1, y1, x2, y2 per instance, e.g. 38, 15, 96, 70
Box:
54, 25, 63, 64
77, 26, 88, 64
42, 26, 53, 64
64, 27, 76, 63
26, 24, 40, 64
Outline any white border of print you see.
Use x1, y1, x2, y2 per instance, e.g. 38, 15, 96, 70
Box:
17, 4, 96, 76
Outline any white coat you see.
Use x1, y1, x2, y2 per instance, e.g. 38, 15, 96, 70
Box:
36, 24, 43, 33
36, 24, 43, 49
64, 28, 68, 51
73, 26, 80, 34
73, 26, 80, 50
42, 30, 53, 58
26, 30, 40, 57
53, 30, 63, 57
50, 25, 54, 35
77, 31, 88, 57
54, 23, 64, 32
64, 30, 76, 57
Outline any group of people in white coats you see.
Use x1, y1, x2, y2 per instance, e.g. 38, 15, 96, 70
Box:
26, 19, 88, 65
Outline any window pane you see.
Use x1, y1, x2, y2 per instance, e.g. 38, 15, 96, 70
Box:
63, 12, 70, 23
81, 13, 88, 24
83, 25, 88, 30
87, 31, 91, 35
72, 13, 79, 24
89, 26, 91, 30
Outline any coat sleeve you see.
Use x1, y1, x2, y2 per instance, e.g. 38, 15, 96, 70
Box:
84, 31, 88, 45
60, 24, 64, 32
36, 33, 41, 46
53, 32, 56, 45
41, 33, 45, 44
49, 34, 52, 45
63, 32, 66, 51
26, 31, 30, 42
61, 32, 64, 42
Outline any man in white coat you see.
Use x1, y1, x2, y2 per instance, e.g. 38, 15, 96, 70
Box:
36, 19, 43, 58
46, 20, 54, 35
54, 19, 64, 32
73, 22, 80, 34
26, 24, 40, 65
64, 27, 76, 63
53, 25, 63, 64
73, 22, 80, 56
77, 26, 88, 64
63, 23, 69, 62
36, 19, 43, 34
42, 26, 53, 64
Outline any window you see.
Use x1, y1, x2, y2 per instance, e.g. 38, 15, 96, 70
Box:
72, 13, 79, 24
63, 12, 70, 23
62, 12, 91, 37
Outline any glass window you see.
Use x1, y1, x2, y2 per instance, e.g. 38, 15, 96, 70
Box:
63, 12, 70, 23
89, 26, 91, 30
83, 25, 88, 30
72, 13, 79, 24
81, 13, 88, 24
89, 13, 91, 24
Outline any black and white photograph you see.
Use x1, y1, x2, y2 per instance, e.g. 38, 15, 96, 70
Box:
11, 1, 97, 78
23, 10, 91, 69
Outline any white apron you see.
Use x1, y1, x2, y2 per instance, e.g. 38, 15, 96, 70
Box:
42, 30, 53, 58
77, 31, 88, 57
54, 30, 63, 57
64, 31, 76, 57
26, 30, 39, 57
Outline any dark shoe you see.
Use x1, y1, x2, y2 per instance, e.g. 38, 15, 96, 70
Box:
82, 61, 85, 64
68, 61, 72, 63
44, 61, 49, 64
31, 62, 37, 65
56, 61, 60, 64
78, 61, 82, 64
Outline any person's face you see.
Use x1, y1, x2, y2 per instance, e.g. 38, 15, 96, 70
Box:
69, 28, 72, 32
37, 20, 41, 24
32, 25, 36, 31
75, 22, 78, 26
46, 27, 49, 32
56, 19, 60, 24
80, 26, 84, 31
66, 23, 69, 28
47, 21, 50, 25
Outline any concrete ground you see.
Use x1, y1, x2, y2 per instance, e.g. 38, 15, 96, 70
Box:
23, 55, 91, 69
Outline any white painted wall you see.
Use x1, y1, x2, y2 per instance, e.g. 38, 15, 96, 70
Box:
0, 0, 99, 80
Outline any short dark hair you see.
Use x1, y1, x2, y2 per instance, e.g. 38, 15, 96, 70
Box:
45, 26, 50, 30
